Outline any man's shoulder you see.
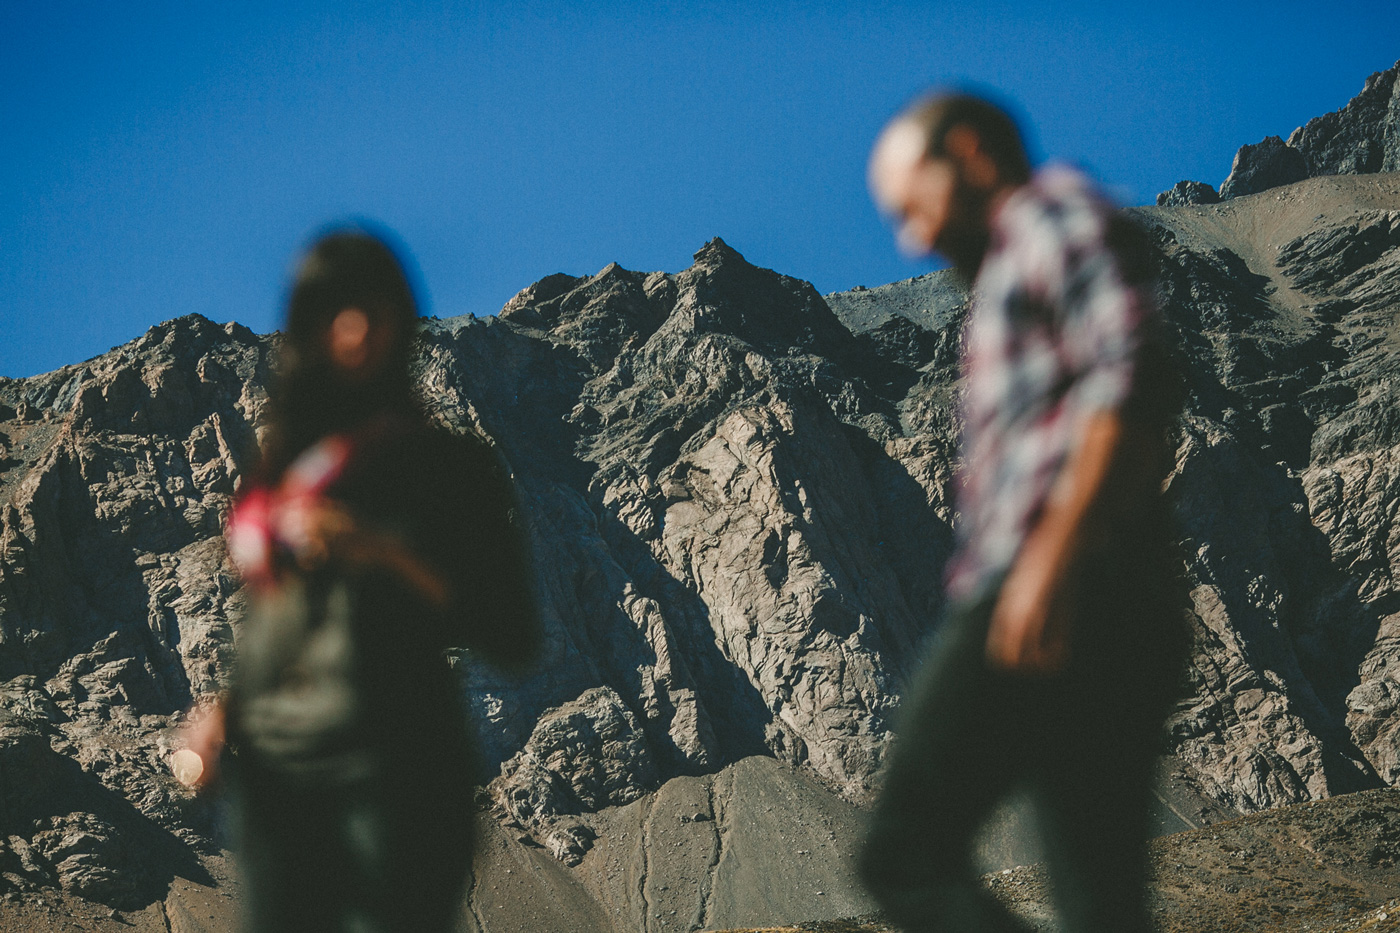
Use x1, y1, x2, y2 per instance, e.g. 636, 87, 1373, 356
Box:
979, 163, 1159, 313
1030, 163, 1101, 193
1015, 164, 1115, 229
987, 164, 1124, 277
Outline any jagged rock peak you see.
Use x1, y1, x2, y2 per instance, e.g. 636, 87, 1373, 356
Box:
1157, 180, 1221, 207
499, 242, 748, 327
1289, 59, 1400, 176
499, 272, 585, 319
1219, 135, 1309, 200
690, 236, 749, 269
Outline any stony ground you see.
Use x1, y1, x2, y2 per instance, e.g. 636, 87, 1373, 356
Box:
714, 787, 1400, 933
2, 787, 1397, 932
0, 852, 236, 933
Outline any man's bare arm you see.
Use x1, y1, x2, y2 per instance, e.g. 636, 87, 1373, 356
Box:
984, 411, 1142, 673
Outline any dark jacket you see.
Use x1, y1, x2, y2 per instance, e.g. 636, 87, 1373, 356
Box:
227, 423, 540, 781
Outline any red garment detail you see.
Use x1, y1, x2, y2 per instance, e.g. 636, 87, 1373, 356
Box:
226, 434, 355, 588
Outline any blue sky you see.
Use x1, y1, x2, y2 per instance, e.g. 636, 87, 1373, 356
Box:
3, 1, 1398, 378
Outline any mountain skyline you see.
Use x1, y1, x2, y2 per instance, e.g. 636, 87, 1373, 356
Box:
4, 3, 1399, 379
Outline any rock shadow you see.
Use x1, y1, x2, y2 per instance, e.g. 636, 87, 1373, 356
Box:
0, 727, 213, 909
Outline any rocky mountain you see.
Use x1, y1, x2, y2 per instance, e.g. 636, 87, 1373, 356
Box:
0, 239, 950, 930
1159, 58, 1400, 205
4, 81, 1400, 933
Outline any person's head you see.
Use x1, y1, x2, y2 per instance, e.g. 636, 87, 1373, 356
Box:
259, 227, 423, 479
284, 228, 420, 382
869, 92, 1031, 277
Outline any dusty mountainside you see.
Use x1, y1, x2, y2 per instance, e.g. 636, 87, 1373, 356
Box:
709, 786, 1400, 933
4, 70, 1400, 932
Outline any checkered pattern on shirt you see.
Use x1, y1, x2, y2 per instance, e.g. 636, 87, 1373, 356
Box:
943, 164, 1156, 602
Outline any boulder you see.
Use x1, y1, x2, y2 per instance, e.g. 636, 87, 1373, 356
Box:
1157, 180, 1221, 207
1219, 136, 1309, 199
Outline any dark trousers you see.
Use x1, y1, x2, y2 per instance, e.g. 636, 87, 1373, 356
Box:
231, 745, 474, 933
860, 564, 1183, 933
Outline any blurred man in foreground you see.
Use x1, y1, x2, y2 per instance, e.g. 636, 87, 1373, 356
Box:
859, 93, 1183, 932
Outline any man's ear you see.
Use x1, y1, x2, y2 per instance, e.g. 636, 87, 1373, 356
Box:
943, 124, 998, 189
942, 124, 981, 162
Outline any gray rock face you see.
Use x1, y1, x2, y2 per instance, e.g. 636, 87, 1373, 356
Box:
1142, 175, 1400, 815
1170, 60, 1400, 201
1219, 135, 1309, 200
0, 318, 249, 908
1157, 180, 1221, 207
1288, 61, 1400, 176
0, 236, 951, 912
0, 676, 212, 909
493, 686, 659, 864
29, 812, 134, 903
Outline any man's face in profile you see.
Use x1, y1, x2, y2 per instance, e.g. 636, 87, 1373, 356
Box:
870, 122, 995, 279
870, 122, 959, 256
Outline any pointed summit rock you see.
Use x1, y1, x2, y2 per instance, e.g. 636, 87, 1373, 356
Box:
669, 237, 863, 368
690, 236, 749, 268
499, 272, 585, 320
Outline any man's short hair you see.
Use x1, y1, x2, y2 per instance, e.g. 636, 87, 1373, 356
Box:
897, 92, 1032, 184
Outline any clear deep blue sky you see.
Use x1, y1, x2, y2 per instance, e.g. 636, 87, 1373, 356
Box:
3, 2, 1398, 378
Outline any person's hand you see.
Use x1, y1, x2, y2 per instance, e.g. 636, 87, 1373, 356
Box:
293, 499, 450, 606
291, 499, 361, 569
985, 522, 1077, 674
173, 699, 225, 790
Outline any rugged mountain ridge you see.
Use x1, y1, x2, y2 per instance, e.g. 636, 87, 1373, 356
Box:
4, 97, 1400, 933
1159, 58, 1400, 205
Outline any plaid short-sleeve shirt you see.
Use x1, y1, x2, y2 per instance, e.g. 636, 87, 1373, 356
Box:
943, 164, 1157, 603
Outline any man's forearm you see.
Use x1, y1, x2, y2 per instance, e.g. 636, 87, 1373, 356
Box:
985, 410, 1139, 672
1036, 411, 1131, 560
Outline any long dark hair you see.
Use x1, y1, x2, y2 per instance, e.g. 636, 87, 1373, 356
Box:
254, 227, 424, 484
